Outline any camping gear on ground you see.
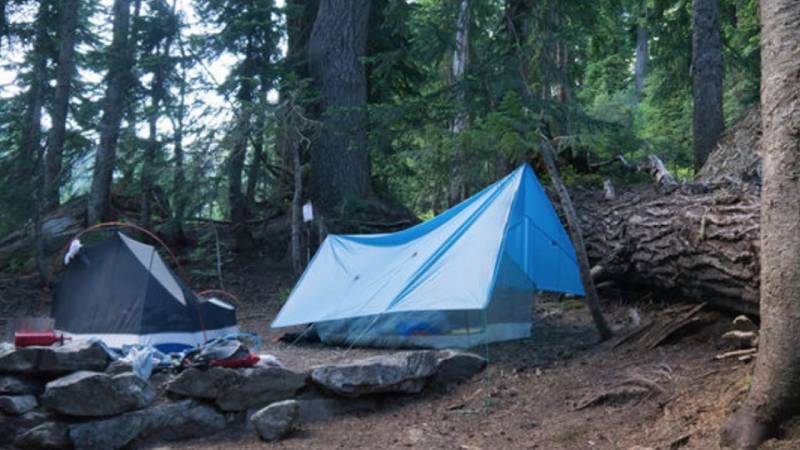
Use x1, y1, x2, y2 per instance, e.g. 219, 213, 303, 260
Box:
52, 232, 238, 352
12, 317, 65, 347
182, 334, 260, 368
272, 164, 585, 348
15, 331, 63, 347
116, 345, 179, 379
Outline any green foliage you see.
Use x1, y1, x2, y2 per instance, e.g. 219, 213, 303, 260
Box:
0, 0, 763, 240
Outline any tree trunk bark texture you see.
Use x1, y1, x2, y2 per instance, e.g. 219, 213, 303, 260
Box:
87, 0, 135, 225
228, 46, 256, 251
308, 0, 371, 217
578, 187, 761, 315
447, 0, 470, 207
634, 4, 648, 97
43, 0, 80, 212
691, 0, 724, 172
17, 0, 49, 199
141, 33, 172, 231
720, 0, 800, 448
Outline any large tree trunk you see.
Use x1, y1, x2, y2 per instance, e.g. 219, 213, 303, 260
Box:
17, 0, 49, 204
141, 32, 173, 231
307, 0, 371, 217
720, 1, 800, 448
634, 4, 648, 97
43, 0, 79, 212
171, 43, 188, 243
447, 0, 470, 207
245, 90, 267, 209
691, 0, 724, 172
578, 187, 761, 315
87, 0, 135, 225
228, 44, 256, 251
0, 0, 8, 44
503, 0, 532, 102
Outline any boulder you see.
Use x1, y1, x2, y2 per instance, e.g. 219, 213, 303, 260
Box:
167, 366, 307, 412
0, 374, 44, 395
166, 366, 240, 399
295, 395, 382, 422
0, 394, 38, 415
104, 360, 133, 376
14, 422, 72, 450
434, 350, 487, 383
67, 399, 226, 450
0, 340, 112, 374
1, 411, 54, 448
310, 351, 438, 397
42, 371, 155, 417
215, 367, 308, 411
250, 400, 299, 442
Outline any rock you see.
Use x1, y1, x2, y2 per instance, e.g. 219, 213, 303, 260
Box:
14, 422, 72, 450
250, 400, 299, 442
104, 360, 133, 376
168, 366, 306, 412
0, 340, 112, 374
0, 374, 44, 395
0, 411, 54, 447
0, 394, 38, 415
215, 367, 308, 411
67, 399, 226, 450
434, 350, 487, 383
310, 351, 438, 397
295, 396, 381, 422
42, 371, 155, 417
166, 366, 240, 399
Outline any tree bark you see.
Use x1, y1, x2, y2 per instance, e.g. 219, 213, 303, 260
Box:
691, 0, 724, 172
307, 0, 371, 217
578, 187, 760, 315
0, 0, 8, 45
447, 0, 470, 207
245, 89, 267, 209
17, 0, 49, 201
539, 134, 612, 340
141, 30, 173, 231
503, 0, 533, 102
43, 0, 80, 212
720, 0, 800, 448
290, 136, 303, 274
228, 43, 256, 251
87, 0, 136, 225
171, 41, 188, 243
634, 4, 648, 97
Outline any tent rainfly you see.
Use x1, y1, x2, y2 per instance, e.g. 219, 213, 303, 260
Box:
52, 232, 238, 352
272, 164, 584, 348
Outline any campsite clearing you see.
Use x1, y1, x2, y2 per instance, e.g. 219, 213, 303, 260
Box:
0, 254, 791, 449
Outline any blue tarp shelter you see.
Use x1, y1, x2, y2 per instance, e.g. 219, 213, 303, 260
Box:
272, 164, 584, 348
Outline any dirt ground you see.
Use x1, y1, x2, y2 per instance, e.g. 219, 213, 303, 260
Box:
3, 251, 799, 450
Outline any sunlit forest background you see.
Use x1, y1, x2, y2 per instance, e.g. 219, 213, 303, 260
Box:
0, 0, 759, 239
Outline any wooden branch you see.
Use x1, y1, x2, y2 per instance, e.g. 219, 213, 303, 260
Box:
714, 348, 757, 360
589, 154, 632, 171
539, 132, 612, 340
646, 154, 679, 193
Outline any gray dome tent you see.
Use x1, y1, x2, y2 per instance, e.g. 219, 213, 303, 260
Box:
52, 232, 238, 352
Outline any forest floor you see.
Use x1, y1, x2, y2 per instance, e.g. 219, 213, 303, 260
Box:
3, 243, 800, 450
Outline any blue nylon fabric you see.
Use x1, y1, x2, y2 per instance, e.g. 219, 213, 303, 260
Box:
271, 164, 584, 330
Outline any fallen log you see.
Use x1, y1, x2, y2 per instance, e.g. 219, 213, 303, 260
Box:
577, 187, 760, 315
